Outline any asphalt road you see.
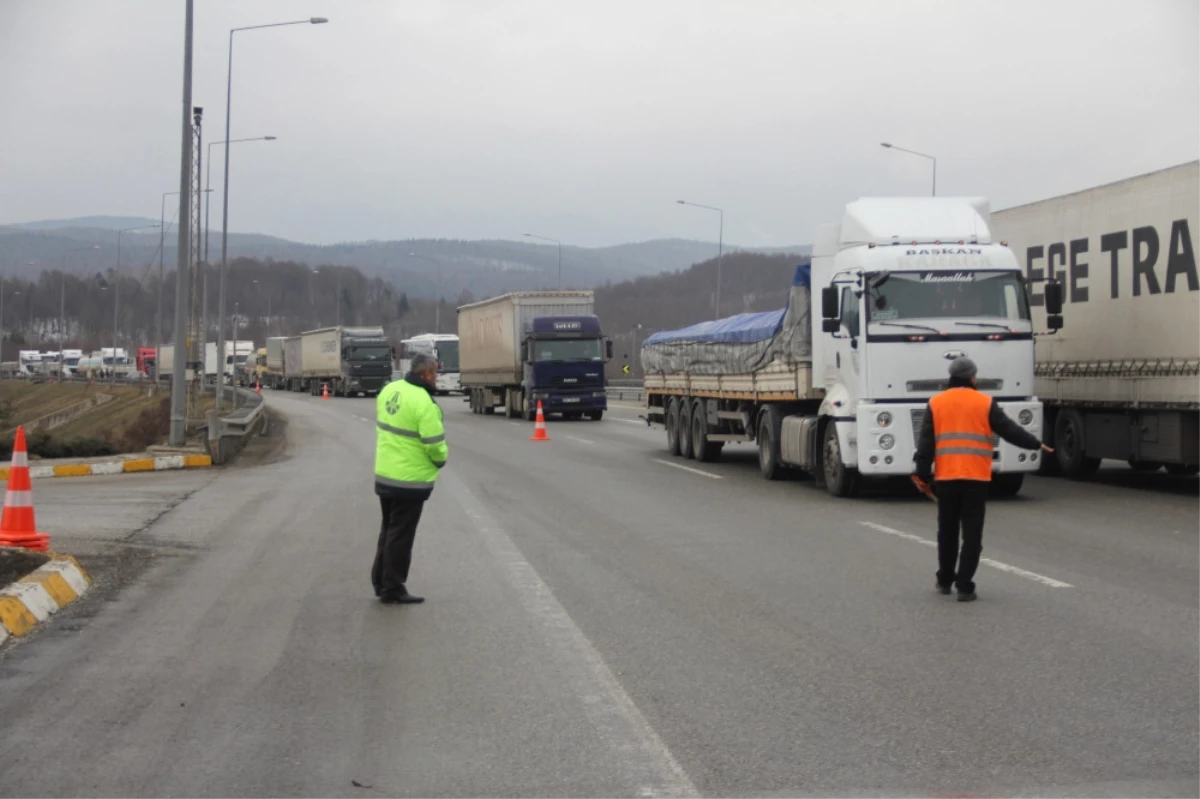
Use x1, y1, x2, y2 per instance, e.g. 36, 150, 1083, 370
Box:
1, 390, 1196, 797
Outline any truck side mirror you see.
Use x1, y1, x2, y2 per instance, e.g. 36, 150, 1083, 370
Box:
821, 286, 839, 319
1044, 280, 1065, 315
822, 318, 840, 334
605, 339, 614, 360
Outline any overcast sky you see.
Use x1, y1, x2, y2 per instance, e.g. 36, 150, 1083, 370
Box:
1, 0, 1196, 248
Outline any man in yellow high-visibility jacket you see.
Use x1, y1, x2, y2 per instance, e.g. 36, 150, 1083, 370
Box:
372, 352, 448, 604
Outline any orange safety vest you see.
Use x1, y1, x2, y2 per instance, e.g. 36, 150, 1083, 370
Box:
930, 387, 995, 481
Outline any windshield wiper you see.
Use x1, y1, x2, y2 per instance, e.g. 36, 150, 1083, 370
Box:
954, 321, 1015, 333
874, 321, 946, 335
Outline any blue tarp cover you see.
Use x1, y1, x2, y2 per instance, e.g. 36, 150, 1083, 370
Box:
643, 263, 810, 346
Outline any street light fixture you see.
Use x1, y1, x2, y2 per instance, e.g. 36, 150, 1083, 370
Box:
217, 16, 326, 411
881, 142, 936, 196
676, 200, 725, 319
522, 233, 562, 289
407, 252, 443, 333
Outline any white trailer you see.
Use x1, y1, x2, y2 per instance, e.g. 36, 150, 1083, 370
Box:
645, 197, 1046, 497
299, 326, 392, 397
991, 161, 1199, 476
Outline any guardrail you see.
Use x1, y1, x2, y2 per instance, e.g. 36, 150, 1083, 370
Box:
206, 385, 267, 464
607, 380, 645, 402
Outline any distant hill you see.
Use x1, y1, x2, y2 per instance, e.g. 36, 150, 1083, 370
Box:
0, 216, 809, 300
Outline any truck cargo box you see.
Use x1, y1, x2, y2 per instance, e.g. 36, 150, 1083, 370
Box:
458, 292, 595, 386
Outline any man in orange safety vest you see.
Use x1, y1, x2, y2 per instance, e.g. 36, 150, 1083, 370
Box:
914, 357, 1053, 602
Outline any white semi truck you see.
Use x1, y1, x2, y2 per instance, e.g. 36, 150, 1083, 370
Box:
644, 197, 1047, 497
991, 161, 1199, 477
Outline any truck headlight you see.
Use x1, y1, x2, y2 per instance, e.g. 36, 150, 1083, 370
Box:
878, 433, 895, 451
876, 411, 893, 428
1018, 409, 1034, 426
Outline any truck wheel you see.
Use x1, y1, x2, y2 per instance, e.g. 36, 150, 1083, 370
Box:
483, 399, 496, 415
1127, 459, 1163, 472
822, 420, 861, 497
691, 399, 718, 462
523, 394, 537, 422
989, 473, 1024, 497
678, 398, 695, 460
757, 407, 784, 480
1054, 409, 1101, 479
587, 410, 603, 421
666, 399, 681, 456
1166, 464, 1200, 476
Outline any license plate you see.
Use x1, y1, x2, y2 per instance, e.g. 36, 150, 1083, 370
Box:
562, 397, 580, 403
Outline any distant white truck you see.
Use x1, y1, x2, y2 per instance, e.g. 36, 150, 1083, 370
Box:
991, 161, 1199, 476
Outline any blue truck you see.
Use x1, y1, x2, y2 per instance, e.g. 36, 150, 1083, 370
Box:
458, 291, 613, 421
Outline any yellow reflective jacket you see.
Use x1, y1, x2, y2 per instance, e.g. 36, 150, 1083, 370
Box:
375, 376, 448, 495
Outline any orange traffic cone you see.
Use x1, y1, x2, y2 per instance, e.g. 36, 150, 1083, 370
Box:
530, 400, 550, 441
255, 379, 262, 395
0, 427, 50, 552
322, 382, 330, 400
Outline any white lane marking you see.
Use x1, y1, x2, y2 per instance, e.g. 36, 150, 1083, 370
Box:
564, 435, 595, 445
355, 415, 371, 423
609, 417, 647, 426
509, 422, 522, 427
446, 473, 698, 797
653, 459, 723, 480
859, 521, 1074, 588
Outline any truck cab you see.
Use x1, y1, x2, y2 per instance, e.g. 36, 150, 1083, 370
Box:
813, 198, 1046, 494
521, 315, 612, 420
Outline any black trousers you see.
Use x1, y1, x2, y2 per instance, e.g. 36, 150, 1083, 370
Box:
935, 479, 988, 593
371, 495, 425, 596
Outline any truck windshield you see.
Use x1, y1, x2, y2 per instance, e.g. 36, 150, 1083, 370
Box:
349, 346, 392, 362
534, 338, 604, 362
436, 341, 459, 371
867, 271, 1029, 323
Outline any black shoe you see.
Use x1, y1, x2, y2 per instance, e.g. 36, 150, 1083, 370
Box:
957, 591, 977, 602
935, 581, 952, 595
379, 586, 425, 604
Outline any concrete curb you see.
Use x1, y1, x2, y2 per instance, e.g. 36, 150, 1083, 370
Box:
0, 454, 212, 481
0, 555, 91, 645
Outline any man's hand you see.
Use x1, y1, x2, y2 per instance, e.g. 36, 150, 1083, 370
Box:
911, 475, 935, 501
1041, 443, 1055, 454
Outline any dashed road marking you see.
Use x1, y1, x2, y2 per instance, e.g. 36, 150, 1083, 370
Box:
653, 459, 723, 480
609, 418, 648, 426
564, 435, 595, 445
859, 521, 1074, 588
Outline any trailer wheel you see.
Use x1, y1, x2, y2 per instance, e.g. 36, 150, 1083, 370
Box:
1054, 409, 1101, 479
691, 399, 718, 462
679, 397, 695, 460
822, 420, 861, 497
665, 399, 681, 456
1166, 463, 1200, 476
757, 407, 784, 481
523, 393, 537, 422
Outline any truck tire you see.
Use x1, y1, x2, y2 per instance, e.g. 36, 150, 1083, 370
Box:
666, 399, 681, 456
757, 406, 784, 481
523, 394, 537, 422
587, 410, 603, 421
483, 401, 496, 415
691, 399, 719, 462
1127, 459, 1163, 472
989, 473, 1024, 497
1166, 463, 1200, 476
679, 397, 695, 460
1054, 409, 1101, 479
822, 420, 861, 497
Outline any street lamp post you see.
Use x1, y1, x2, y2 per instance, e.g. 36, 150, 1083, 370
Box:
159, 191, 180, 380
881, 142, 936, 196
523, 233, 562, 289
112, 224, 159, 385
61, 245, 99, 350
217, 17, 326, 411
407, 252, 442, 333
676, 200, 724, 319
